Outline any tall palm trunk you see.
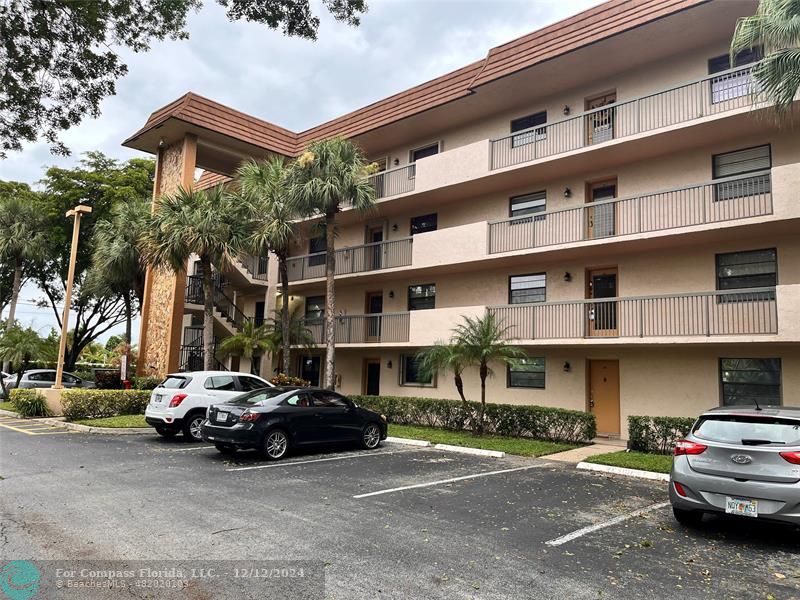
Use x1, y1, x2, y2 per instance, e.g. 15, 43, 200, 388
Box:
323, 212, 336, 390
279, 255, 291, 376
123, 290, 132, 381
201, 256, 214, 371
478, 361, 488, 435
2, 259, 22, 373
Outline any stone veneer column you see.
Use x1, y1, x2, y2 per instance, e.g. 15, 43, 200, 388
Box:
137, 134, 197, 376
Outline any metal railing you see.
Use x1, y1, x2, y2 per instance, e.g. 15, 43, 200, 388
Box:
367, 164, 416, 200
487, 171, 772, 254
490, 66, 759, 170
178, 342, 226, 372
286, 237, 413, 282
185, 274, 251, 329
237, 254, 269, 281
488, 288, 777, 341
300, 313, 411, 344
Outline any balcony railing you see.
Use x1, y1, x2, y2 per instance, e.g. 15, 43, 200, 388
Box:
488, 288, 777, 341
185, 274, 251, 329
367, 164, 416, 200
301, 313, 411, 344
490, 66, 758, 170
237, 254, 269, 281
286, 237, 413, 282
178, 343, 226, 372
487, 171, 772, 254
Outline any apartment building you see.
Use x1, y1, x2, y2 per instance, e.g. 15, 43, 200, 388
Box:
125, 0, 800, 438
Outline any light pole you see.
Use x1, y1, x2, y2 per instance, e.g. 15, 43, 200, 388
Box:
53, 204, 92, 390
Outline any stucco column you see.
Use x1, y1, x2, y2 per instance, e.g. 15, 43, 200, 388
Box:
137, 134, 198, 376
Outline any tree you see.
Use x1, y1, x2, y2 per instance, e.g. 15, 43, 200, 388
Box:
416, 341, 471, 408
237, 158, 297, 376
1, 0, 367, 158
0, 183, 47, 372
218, 320, 275, 374
105, 335, 124, 352
140, 185, 250, 370
0, 325, 43, 389
262, 307, 317, 373
731, 0, 800, 113
289, 137, 378, 389
453, 313, 525, 435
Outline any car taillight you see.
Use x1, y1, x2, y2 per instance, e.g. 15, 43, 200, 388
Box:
674, 439, 707, 456
168, 393, 187, 408
673, 481, 688, 497
239, 412, 260, 422
779, 451, 800, 465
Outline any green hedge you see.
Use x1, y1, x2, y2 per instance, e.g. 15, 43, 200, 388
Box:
352, 395, 596, 444
61, 389, 151, 421
628, 415, 696, 454
9, 389, 51, 417
132, 376, 161, 390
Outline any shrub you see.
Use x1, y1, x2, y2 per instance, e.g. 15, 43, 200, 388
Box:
94, 369, 122, 389
270, 373, 310, 387
61, 389, 151, 421
72, 370, 95, 382
628, 415, 696, 454
351, 395, 596, 444
132, 375, 161, 390
9, 389, 51, 417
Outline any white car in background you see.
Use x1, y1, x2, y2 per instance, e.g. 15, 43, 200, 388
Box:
144, 371, 274, 441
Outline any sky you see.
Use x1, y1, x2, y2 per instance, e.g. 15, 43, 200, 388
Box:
1, 0, 603, 341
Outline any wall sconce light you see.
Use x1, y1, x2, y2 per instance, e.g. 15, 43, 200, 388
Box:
563, 361, 571, 372
563, 272, 572, 282
158, 138, 166, 148
290, 296, 295, 301
563, 105, 571, 116
392, 224, 398, 232
388, 290, 395, 299
563, 187, 572, 198
387, 360, 393, 369
393, 158, 400, 166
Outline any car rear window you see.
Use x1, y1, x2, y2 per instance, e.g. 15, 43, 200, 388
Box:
232, 389, 290, 404
158, 376, 190, 389
693, 415, 800, 445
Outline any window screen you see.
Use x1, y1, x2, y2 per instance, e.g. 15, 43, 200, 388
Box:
408, 284, 436, 310
508, 358, 545, 388
720, 358, 781, 406
509, 273, 546, 304
511, 111, 547, 147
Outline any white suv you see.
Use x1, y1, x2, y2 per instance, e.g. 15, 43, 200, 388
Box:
145, 371, 274, 441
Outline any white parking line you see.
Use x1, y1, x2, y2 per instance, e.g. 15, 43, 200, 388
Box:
226, 449, 415, 472
164, 445, 217, 452
353, 464, 546, 499
544, 501, 670, 547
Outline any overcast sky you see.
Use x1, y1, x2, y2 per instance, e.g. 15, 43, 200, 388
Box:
1, 0, 602, 342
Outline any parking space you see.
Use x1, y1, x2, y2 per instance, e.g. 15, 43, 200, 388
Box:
0, 415, 75, 435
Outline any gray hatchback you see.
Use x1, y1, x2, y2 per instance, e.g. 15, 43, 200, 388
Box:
670, 406, 800, 527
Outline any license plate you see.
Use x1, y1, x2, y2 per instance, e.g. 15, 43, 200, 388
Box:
725, 497, 758, 518
153, 394, 164, 404
215, 411, 229, 423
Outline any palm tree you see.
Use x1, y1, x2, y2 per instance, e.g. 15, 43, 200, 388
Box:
218, 320, 275, 374
262, 306, 317, 372
416, 340, 472, 408
731, 0, 800, 113
0, 325, 43, 389
0, 193, 47, 372
139, 185, 251, 370
454, 313, 525, 434
87, 198, 149, 373
289, 137, 378, 389
236, 158, 297, 376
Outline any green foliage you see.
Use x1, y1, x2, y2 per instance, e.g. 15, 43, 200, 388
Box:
9, 389, 51, 417
218, 320, 275, 359
585, 450, 674, 474
94, 369, 122, 389
104, 335, 124, 352
269, 373, 310, 387
132, 376, 161, 390
628, 415, 696, 455
72, 370, 95, 382
61, 389, 151, 421
75, 414, 148, 428
353, 395, 597, 444
416, 341, 470, 404
0, 325, 43, 372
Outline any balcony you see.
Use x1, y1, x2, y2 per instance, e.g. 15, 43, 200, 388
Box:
301, 313, 410, 344
488, 171, 772, 254
286, 237, 413, 282
235, 254, 269, 282
488, 288, 779, 342
367, 164, 416, 200
185, 274, 251, 330
490, 66, 757, 171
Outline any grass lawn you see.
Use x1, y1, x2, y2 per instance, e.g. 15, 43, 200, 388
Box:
74, 414, 148, 428
388, 424, 578, 457
0, 401, 16, 412
585, 450, 673, 474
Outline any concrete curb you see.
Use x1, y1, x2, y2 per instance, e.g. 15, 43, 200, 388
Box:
433, 444, 505, 458
57, 421, 153, 435
0, 408, 20, 418
577, 461, 670, 482
385, 436, 432, 447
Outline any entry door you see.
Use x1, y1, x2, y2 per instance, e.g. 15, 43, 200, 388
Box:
300, 356, 321, 387
366, 226, 384, 270
363, 359, 381, 395
585, 92, 616, 145
586, 179, 617, 239
365, 292, 383, 342
587, 268, 618, 337
589, 360, 620, 436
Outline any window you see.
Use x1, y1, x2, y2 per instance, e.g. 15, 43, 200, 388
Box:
408, 284, 436, 310
720, 358, 781, 406
509, 191, 546, 221
28, 371, 55, 382
511, 111, 547, 147
254, 301, 265, 327
308, 236, 325, 267
305, 295, 325, 321
508, 358, 545, 388
713, 145, 771, 200
708, 48, 761, 103
238, 376, 267, 392
400, 354, 434, 387
285, 392, 313, 407
312, 391, 349, 408
509, 273, 546, 304
410, 143, 439, 163
716, 249, 776, 301
204, 375, 236, 391
410, 213, 438, 235
158, 376, 190, 389
63, 374, 79, 384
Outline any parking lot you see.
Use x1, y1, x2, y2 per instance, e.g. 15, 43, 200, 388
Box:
2, 426, 799, 599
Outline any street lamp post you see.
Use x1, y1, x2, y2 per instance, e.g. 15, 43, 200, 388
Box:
53, 204, 92, 390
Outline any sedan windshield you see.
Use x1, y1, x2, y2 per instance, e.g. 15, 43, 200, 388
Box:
693, 415, 800, 446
